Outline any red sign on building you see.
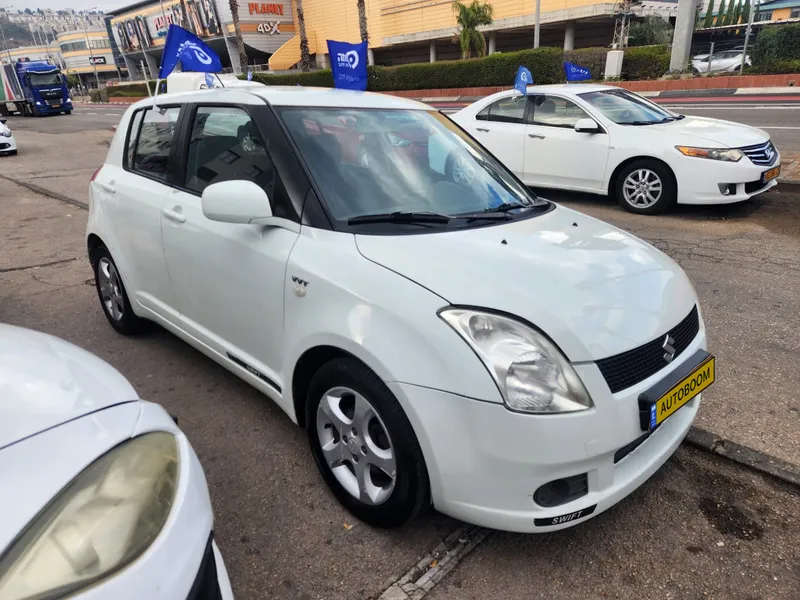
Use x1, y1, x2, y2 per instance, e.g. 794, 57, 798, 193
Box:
248, 3, 284, 15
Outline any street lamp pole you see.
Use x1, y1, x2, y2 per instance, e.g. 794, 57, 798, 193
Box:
740, 0, 758, 75
0, 4, 14, 64
81, 11, 101, 89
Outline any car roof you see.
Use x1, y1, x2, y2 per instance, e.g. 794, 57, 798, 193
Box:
523, 83, 619, 95
131, 86, 434, 111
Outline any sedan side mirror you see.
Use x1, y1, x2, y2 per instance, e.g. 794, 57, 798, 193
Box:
574, 118, 600, 134
202, 180, 272, 224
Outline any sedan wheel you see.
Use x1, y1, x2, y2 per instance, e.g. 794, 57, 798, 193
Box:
622, 169, 662, 209
306, 358, 429, 528
615, 159, 676, 215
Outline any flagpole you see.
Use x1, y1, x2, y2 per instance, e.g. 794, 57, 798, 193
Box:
215, 73, 226, 87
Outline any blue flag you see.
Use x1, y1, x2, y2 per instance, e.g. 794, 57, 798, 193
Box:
247, 70, 253, 81
564, 62, 591, 82
514, 66, 532, 95
158, 25, 222, 79
327, 40, 368, 91
204, 72, 214, 87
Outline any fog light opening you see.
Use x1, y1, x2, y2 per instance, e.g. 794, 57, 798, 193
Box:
718, 183, 737, 196
533, 473, 588, 508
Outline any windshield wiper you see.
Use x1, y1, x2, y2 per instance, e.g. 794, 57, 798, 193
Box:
620, 120, 660, 126
347, 211, 451, 225
674, 114, 686, 120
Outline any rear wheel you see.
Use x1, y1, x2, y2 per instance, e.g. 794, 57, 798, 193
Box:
615, 159, 676, 215
93, 246, 142, 335
306, 358, 429, 528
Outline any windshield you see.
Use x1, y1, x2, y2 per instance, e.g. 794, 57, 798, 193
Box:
579, 89, 677, 125
28, 72, 62, 87
278, 107, 546, 226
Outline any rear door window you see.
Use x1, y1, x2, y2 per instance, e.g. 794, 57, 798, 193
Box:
476, 96, 527, 124
131, 107, 180, 181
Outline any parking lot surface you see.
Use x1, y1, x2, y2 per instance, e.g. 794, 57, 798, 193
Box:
1, 107, 798, 599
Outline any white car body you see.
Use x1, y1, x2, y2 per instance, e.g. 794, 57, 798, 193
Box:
0, 324, 233, 599
0, 118, 17, 155
692, 51, 751, 73
87, 87, 711, 533
451, 84, 779, 207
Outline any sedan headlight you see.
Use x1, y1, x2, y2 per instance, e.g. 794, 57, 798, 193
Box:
0, 432, 179, 600
676, 146, 744, 162
0, 131, 11, 138
440, 308, 593, 414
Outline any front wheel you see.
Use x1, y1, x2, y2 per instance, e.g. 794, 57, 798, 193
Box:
615, 159, 676, 215
306, 358, 430, 528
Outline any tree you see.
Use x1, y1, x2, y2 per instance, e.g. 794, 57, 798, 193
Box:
228, 0, 248, 73
452, 0, 494, 59
725, 0, 737, 25
296, 0, 311, 72
741, 0, 751, 24
733, 0, 742, 25
628, 16, 674, 46
703, 0, 717, 27
716, 0, 727, 25
357, 0, 370, 64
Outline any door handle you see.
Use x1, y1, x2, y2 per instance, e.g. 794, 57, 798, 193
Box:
163, 207, 186, 223
527, 133, 546, 139
97, 182, 116, 194
476, 127, 490, 132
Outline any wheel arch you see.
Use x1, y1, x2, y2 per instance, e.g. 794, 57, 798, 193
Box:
87, 233, 106, 269
607, 155, 678, 198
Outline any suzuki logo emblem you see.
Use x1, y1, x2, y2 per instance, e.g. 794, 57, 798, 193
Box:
662, 335, 676, 363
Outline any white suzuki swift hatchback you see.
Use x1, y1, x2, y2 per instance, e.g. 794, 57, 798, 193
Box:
87, 87, 714, 533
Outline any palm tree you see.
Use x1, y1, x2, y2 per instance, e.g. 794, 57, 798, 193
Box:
703, 0, 716, 28
228, 0, 248, 73
452, 0, 494, 59
296, 0, 311, 72
357, 0, 370, 64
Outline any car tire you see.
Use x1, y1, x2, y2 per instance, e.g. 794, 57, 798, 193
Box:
306, 357, 430, 528
615, 159, 676, 215
92, 245, 142, 335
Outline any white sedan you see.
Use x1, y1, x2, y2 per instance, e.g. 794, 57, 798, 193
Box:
451, 84, 779, 214
0, 325, 233, 599
88, 87, 714, 533
692, 51, 751, 73
0, 117, 17, 155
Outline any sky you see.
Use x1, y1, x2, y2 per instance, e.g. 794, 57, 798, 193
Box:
9, 0, 127, 11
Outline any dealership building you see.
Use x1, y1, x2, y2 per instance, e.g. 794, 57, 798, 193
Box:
107, 0, 631, 76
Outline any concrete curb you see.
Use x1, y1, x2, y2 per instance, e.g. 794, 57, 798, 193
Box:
685, 426, 800, 488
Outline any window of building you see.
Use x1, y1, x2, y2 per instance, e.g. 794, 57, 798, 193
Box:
529, 95, 590, 128
755, 10, 773, 21
60, 41, 87, 52
791, 7, 800, 17
183, 106, 292, 219
131, 107, 180, 181
475, 96, 527, 124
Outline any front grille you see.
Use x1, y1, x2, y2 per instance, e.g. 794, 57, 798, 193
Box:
745, 179, 768, 194
187, 534, 223, 600
596, 306, 700, 394
740, 141, 777, 166
39, 89, 62, 100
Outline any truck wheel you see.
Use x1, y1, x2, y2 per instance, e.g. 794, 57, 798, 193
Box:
64, 110, 72, 115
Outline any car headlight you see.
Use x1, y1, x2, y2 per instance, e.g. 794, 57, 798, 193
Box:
439, 308, 593, 414
35, 101, 42, 105
0, 432, 179, 600
66, 97, 72, 103
0, 131, 11, 138
675, 146, 744, 162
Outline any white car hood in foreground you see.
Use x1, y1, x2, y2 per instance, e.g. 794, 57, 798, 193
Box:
356, 205, 697, 362
648, 115, 769, 148
0, 324, 139, 450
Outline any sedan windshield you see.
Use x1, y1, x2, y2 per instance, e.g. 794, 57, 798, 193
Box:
278, 107, 546, 225
579, 89, 677, 125
28, 72, 62, 87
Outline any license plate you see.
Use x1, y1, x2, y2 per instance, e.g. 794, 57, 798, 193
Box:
51, 103, 60, 108
762, 166, 780, 182
638, 350, 715, 431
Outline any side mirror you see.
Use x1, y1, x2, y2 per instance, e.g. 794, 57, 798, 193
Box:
0, 118, 6, 125
574, 118, 600, 134
201, 180, 272, 224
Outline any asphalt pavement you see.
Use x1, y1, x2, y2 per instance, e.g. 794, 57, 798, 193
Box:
1, 106, 799, 600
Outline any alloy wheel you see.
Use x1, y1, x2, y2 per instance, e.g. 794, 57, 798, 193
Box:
97, 257, 125, 321
622, 168, 663, 209
316, 386, 397, 506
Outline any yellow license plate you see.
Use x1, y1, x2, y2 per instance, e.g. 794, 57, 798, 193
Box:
649, 356, 715, 430
763, 166, 780, 182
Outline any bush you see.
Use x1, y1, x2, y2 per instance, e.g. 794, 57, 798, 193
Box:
748, 58, 800, 74
105, 80, 161, 97
621, 45, 671, 80
752, 23, 800, 68
251, 47, 565, 90
89, 89, 105, 103
564, 47, 607, 80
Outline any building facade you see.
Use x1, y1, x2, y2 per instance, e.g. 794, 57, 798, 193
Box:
58, 29, 119, 88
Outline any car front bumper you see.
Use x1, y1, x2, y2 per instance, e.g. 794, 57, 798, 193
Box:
672, 151, 780, 205
392, 327, 707, 533
0, 136, 16, 153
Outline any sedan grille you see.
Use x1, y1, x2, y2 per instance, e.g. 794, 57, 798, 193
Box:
596, 306, 700, 394
740, 141, 777, 166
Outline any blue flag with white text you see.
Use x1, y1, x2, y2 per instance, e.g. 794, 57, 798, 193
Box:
564, 62, 591, 82
327, 40, 368, 91
158, 25, 222, 79
514, 66, 532, 95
